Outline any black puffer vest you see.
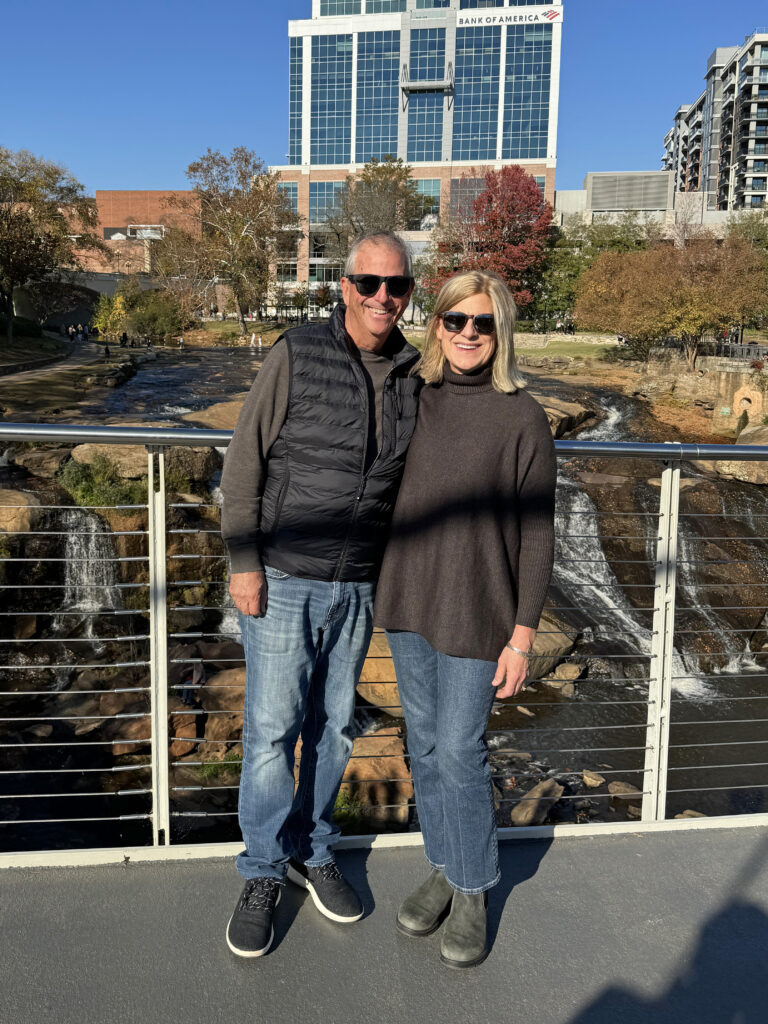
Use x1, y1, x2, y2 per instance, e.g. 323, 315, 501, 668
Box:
259, 304, 421, 582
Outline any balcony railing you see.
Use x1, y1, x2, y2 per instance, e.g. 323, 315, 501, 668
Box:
1, 424, 768, 869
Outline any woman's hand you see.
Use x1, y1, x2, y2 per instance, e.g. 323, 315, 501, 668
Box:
492, 626, 536, 700
492, 648, 529, 699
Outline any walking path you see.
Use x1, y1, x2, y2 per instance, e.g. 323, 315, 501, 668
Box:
3, 827, 768, 1024
0, 342, 107, 383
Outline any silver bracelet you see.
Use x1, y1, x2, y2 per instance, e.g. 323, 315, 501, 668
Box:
506, 643, 531, 660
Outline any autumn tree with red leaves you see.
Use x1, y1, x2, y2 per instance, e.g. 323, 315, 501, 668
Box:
418, 166, 552, 311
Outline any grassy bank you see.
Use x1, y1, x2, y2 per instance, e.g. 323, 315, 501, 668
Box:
0, 333, 69, 369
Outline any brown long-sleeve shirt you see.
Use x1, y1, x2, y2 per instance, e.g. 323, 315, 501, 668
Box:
374, 365, 557, 662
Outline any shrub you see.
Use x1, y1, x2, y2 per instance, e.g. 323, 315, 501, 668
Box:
200, 750, 243, 780
58, 454, 148, 507
128, 290, 188, 339
751, 360, 765, 371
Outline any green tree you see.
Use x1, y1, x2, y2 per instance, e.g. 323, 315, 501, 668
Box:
167, 147, 300, 336
91, 293, 128, 341
0, 147, 106, 343
532, 211, 657, 328
323, 157, 423, 266
127, 290, 186, 339
292, 285, 309, 319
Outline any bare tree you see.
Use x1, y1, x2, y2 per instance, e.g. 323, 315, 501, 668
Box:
166, 148, 300, 335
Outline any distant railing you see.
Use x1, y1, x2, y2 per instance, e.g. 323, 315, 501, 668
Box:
1, 424, 768, 867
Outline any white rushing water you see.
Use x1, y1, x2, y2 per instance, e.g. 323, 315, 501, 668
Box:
58, 509, 122, 644
556, 397, 711, 697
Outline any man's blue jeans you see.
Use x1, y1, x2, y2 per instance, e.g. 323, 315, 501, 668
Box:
236, 566, 375, 881
386, 630, 500, 894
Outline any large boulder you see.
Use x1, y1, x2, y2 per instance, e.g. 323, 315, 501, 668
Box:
342, 726, 413, 825
182, 398, 247, 431
539, 397, 595, 438
509, 777, 564, 826
12, 448, 71, 479
712, 425, 768, 485
0, 489, 41, 533
71, 443, 148, 479
165, 446, 221, 488
528, 611, 576, 682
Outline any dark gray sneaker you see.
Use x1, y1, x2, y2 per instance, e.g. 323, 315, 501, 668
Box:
226, 877, 282, 958
287, 858, 363, 923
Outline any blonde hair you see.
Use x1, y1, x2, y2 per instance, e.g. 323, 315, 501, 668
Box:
416, 270, 526, 392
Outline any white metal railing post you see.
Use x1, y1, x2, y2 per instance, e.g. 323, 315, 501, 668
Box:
147, 447, 171, 846
642, 459, 681, 822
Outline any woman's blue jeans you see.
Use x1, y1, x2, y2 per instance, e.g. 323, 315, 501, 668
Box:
236, 566, 375, 881
386, 630, 500, 894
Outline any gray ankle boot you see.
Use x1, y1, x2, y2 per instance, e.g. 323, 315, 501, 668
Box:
396, 869, 454, 937
439, 891, 488, 969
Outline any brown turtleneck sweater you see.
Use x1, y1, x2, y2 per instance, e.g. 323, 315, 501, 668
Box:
373, 364, 556, 662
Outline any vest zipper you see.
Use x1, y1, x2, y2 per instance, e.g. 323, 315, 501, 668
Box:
333, 357, 371, 581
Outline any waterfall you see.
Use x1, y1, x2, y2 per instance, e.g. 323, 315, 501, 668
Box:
58, 509, 122, 640
554, 475, 707, 698
555, 397, 709, 697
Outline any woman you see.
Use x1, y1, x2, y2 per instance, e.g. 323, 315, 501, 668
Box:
374, 270, 556, 969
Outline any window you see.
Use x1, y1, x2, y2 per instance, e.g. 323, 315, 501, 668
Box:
289, 38, 303, 165
409, 179, 441, 229
311, 35, 353, 164
750, 195, 764, 207
309, 181, 345, 223
309, 264, 342, 284
407, 29, 446, 163
750, 178, 767, 190
459, 0, 504, 7
366, 0, 405, 10
453, 26, 501, 161
278, 182, 299, 215
127, 225, 164, 239
356, 31, 400, 163
502, 24, 552, 160
450, 177, 485, 217
320, 0, 361, 13
415, 0, 450, 6
276, 263, 298, 284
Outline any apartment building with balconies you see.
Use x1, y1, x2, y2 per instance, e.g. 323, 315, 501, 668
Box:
664, 31, 768, 211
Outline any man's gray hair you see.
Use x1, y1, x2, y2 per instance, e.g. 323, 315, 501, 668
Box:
343, 231, 413, 278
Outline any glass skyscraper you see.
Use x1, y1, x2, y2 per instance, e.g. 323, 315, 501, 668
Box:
274, 0, 563, 291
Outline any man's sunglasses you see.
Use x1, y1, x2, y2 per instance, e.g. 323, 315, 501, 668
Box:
437, 312, 496, 335
346, 274, 414, 298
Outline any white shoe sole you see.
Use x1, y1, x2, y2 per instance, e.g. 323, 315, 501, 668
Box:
286, 865, 364, 924
226, 888, 281, 957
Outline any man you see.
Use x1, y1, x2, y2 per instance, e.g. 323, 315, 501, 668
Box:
220, 231, 419, 958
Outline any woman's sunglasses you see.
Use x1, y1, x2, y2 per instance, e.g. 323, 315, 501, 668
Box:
346, 274, 414, 298
437, 312, 496, 335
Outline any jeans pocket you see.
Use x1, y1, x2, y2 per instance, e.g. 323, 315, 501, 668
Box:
264, 565, 291, 580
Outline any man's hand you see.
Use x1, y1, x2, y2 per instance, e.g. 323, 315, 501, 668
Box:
492, 648, 529, 700
229, 571, 267, 617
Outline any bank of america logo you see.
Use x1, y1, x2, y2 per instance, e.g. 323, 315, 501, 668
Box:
544, 9, 560, 20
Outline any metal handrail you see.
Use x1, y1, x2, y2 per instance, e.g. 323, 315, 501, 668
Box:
1, 423, 768, 867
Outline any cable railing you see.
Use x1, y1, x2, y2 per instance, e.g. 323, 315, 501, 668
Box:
0, 424, 767, 867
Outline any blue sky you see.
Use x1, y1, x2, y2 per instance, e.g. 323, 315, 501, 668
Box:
3, 0, 764, 194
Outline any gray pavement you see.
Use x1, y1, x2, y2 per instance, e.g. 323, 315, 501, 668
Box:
3, 828, 768, 1024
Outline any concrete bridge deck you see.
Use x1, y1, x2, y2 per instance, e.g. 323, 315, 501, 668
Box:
3, 826, 768, 1024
